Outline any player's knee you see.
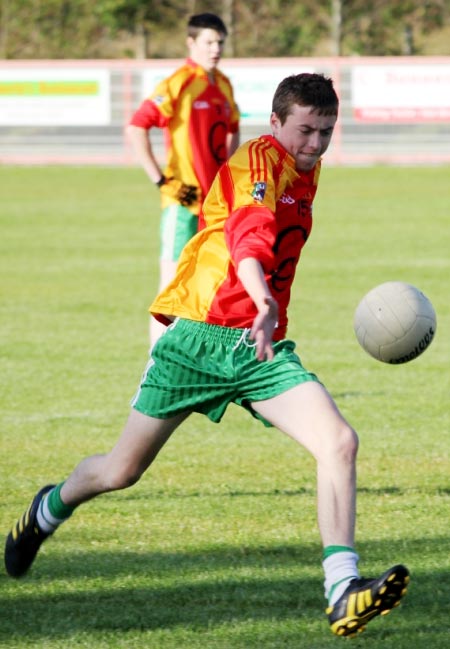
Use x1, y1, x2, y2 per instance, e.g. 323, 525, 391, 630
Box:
343, 424, 359, 461
101, 462, 143, 492
332, 423, 359, 465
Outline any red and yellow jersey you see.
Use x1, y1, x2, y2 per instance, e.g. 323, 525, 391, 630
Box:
130, 58, 240, 212
150, 135, 321, 340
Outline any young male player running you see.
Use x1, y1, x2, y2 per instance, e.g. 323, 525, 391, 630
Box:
127, 12, 240, 347
5, 73, 409, 637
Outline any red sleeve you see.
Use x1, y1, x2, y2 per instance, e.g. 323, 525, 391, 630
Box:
224, 206, 276, 271
129, 99, 169, 129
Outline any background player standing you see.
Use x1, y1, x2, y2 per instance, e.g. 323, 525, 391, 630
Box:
127, 12, 240, 347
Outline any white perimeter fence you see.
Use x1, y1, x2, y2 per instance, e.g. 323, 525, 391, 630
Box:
1, 57, 449, 166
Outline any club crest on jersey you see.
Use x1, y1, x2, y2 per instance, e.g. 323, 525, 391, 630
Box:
251, 182, 267, 202
152, 94, 165, 105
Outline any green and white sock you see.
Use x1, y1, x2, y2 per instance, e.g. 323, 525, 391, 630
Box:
36, 483, 75, 533
323, 545, 360, 606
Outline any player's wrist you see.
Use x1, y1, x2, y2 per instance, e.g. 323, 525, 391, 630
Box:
264, 295, 278, 318
155, 175, 166, 187
255, 295, 278, 317
264, 295, 277, 306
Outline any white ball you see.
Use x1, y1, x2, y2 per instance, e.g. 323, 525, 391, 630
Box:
354, 281, 436, 364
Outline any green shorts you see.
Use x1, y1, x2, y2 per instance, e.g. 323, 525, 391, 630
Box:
160, 204, 198, 261
131, 319, 320, 427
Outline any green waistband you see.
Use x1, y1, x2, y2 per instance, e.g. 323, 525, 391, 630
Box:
173, 318, 251, 344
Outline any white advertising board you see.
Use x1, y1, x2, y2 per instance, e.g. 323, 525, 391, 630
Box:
352, 65, 450, 122
0, 68, 111, 126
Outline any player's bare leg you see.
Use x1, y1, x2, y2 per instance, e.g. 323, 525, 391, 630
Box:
61, 409, 189, 507
252, 381, 409, 636
252, 381, 357, 547
5, 409, 188, 577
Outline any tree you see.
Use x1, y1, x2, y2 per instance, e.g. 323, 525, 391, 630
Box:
338, 0, 448, 56
101, 0, 186, 58
1, 0, 111, 58
228, 0, 330, 57
0, 0, 448, 59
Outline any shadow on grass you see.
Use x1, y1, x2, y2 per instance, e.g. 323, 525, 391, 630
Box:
111, 487, 410, 502
1, 572, 321, 637
109, 485, 406, 500
0, 539, 449, 643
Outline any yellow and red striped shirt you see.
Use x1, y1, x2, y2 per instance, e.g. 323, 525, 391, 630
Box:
130, 58, 240, 213
151, 135, 321, 340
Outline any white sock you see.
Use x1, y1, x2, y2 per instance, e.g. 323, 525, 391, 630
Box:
36, 493, 66, 533
323, 551, 360, 606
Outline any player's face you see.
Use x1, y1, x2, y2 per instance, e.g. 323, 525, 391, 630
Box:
270, 104, 337, 171
188, 29, 226, 72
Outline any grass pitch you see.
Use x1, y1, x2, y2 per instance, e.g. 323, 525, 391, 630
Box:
0, 165, 449, 648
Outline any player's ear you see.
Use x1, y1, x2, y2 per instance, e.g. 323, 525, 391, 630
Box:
270, 112, 281, 136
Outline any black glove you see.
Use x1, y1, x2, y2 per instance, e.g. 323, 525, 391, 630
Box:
158, 176, 198, 207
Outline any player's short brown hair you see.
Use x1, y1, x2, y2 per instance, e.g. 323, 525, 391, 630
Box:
272, 73, 339, 124
187, 13, 228, 38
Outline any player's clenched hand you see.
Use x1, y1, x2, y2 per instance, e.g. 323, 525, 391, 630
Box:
159, 176, 198, 206
250, 296, 279, 361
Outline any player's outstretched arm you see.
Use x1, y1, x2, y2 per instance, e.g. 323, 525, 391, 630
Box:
236, 257, 278, 361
